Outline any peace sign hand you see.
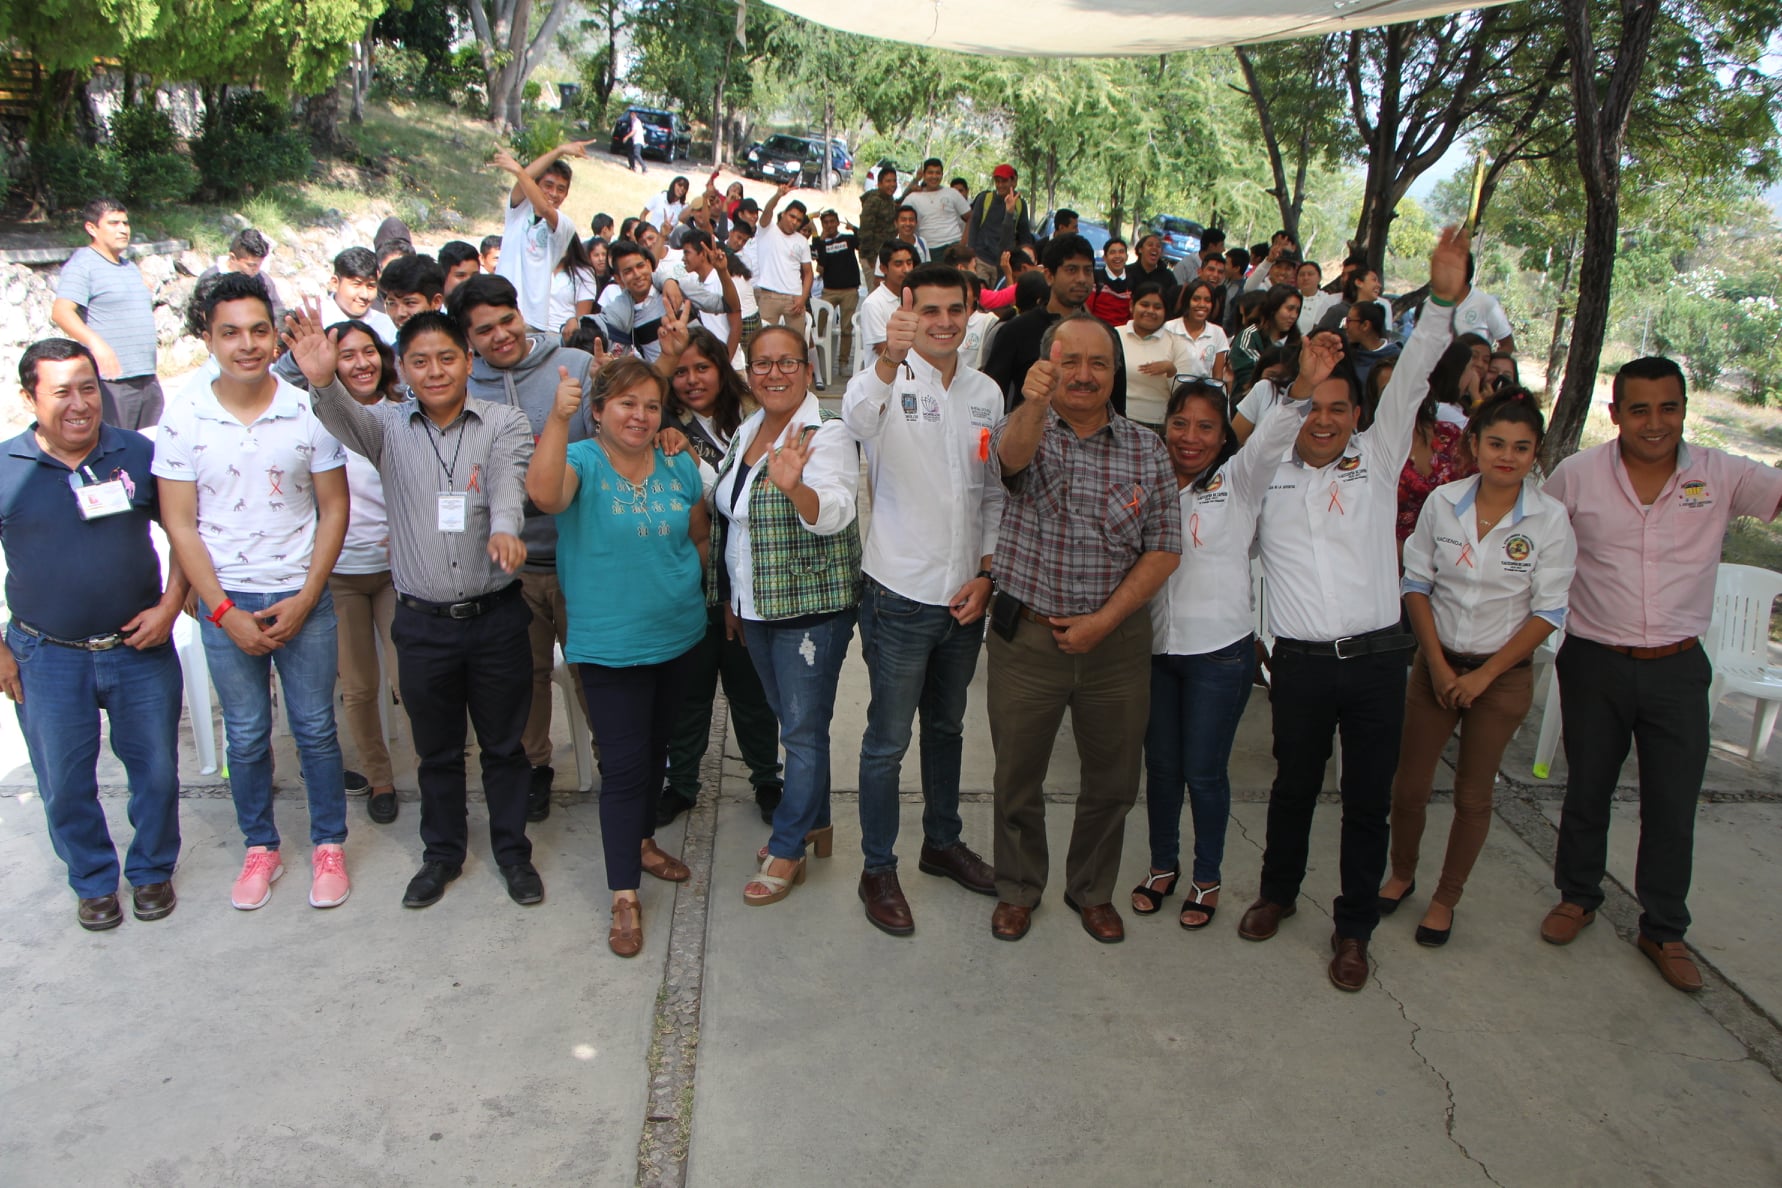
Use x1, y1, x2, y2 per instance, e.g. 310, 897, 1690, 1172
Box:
1021, 341, 1063, 408
767, 425, 816, 495
281, 298, 339, 389
657, 299, 692, 363
882, 287, 918, 363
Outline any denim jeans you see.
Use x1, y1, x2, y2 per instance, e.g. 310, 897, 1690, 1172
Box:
9, 624, 182, 897
199, 590, 346, 850
1143, 637, 1255, 883
856, 581, 981, 871
746, 609, 856, 860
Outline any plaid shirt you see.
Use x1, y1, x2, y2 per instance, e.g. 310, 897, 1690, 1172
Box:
990, 411, 1181, 617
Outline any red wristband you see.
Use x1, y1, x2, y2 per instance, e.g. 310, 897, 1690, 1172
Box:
206, 598, 236, 626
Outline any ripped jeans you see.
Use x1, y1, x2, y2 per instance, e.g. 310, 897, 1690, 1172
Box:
744, 609, 857, 860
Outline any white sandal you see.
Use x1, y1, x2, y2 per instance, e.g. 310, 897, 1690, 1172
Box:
743, 855, 807, 906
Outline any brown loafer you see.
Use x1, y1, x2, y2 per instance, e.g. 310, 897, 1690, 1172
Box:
918, 842, 997, 896
991, 900, 1033, 941
1637, 935, 1703, 993
131, 881, 176, 922
1329, 932, 1370, 992
1540, 901, 1596, 945
609, 897, 643, 958
78, 894, 122, 932
1064, 895, 1124, 943
640, 841, 690, 883
1239, 897, 1297, 941
859, 870, 915, 936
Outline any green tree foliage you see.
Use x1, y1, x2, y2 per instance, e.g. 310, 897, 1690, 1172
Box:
109, 105, 198, 205
191, 92, 313, 198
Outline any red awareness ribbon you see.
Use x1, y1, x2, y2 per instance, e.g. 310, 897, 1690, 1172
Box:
1456, 542, 1475, 568
467, 463, 482, 493
1189, 512, 1203, 548
1326, 482, 1344, 514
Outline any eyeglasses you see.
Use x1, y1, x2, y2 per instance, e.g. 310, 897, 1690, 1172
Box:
748, 357, 808, 376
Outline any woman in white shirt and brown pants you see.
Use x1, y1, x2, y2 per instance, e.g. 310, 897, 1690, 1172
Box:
1380, 390, 1575, 946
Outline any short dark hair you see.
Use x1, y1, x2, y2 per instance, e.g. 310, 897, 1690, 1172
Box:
880, 240, 917, 268
942, 242, 975, 267
680, 229, 715, 254
229, 229, 270, 259
543, 158, 573, 184
728, 222, 755, 241
1104, 236, 1129, 252
80, 196, 126, 227
446, 272, 520, 326
1200, 227, 1226, 246
783, 199, 807, 218
1012, 271, 1049, 313
333, 247, 378, 281
1612, 355, 1686, 405
1225, 247, 1250, 273
589, 213, 615, 238
1298, 260, 1322, 277
378, 253, 445, 301
950, 176, 969, 191
437, 240, 479, 272
922, 157, 943, 172
896, 204, 919, 219
902, 262, 969, 304
1008, 247, 1034, 271
1342, 253, 1368, 271
398, 309, 469, 356
1054, 209, 1079, 225
19, 337, 99, 396
1131, 281, 1170, 309
1042, 233, 1094, 274
608, 238, 654, 272
189, 271, 276, 336
479, 234, 502, 254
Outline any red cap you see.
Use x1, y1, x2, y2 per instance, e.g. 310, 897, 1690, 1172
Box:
992, 164, 1016, 180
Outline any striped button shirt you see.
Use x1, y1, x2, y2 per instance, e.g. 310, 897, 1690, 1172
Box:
309, 380, 533, 603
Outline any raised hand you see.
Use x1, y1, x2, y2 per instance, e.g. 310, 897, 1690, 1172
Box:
1430, 224, 1470, 306
549, 364, 583, 423
492, 145, 523, 175
657, 300, 691, 363
881, 287, 918, 363
1022, 340, 1063, 407
766, 425, 816, 495
1004, 187, 1020, 214
1294, 331, 1344, 394
560, 139, 597, 158
281, 298, 339, 389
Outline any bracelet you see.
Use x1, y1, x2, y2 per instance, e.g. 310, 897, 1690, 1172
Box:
1428, 295, 1456, 307
206, 598, 235, 626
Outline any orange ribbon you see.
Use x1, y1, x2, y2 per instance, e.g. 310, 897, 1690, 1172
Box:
978, 427, 990, 462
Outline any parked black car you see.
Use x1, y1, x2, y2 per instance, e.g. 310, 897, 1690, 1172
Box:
741, 134, 854, 188
609, 107, 691, 162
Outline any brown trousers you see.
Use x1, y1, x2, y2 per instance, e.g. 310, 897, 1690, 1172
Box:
329, 571, 398, 787
987, 611, 1151, 908
519, 569, 592, 769
1389, 651, 1534, 907
824, 286, 860, 379
755, 288, 808, 340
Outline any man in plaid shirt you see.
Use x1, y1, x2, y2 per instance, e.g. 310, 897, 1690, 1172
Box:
985, 312, 1181, 945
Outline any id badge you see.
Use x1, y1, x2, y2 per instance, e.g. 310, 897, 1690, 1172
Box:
437, 492, 468, 533
75, 479, 132, 520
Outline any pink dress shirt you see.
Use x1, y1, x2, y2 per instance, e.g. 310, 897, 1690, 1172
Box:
1543, 441, 1782, 648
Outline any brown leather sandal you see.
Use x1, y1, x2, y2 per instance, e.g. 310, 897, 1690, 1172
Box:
640, 840, 690, 883
609, 897, 643, 957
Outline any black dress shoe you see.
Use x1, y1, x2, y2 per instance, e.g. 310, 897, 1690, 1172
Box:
131, 881, 176, 921
78, 894, 122, 931
656, 790, 696, 827
1377, 880, 1416, 916
527, 766, 554, 823
500, 861, 545, 905
754, 782, 783, 826
403, 861, 462, 908
344, 769, 371, 796
368, 790, 399, 824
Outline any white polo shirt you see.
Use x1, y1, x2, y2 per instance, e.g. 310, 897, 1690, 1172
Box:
1451, 288, 1512, 345
323, 294, 398, 348
841, 352, 1003, 606
1257, 302, 1454, 642
752, 220, 811, 296
858, 284, 901, 354
901, 186, 971, 248
151, 375, 348, 592
1151, 394, 1305, 655
1400, 474, 1575, 655
1167, 320, 1230, 377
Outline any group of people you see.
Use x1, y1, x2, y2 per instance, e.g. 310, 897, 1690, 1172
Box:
7, 150, 1776, 996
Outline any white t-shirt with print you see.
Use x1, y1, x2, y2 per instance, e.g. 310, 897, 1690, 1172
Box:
901, 187, 971, 247
1451, 289, 1513, 345
496, 197, 579, 331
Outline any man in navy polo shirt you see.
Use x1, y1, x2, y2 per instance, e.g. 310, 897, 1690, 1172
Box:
0, 338, 188, 931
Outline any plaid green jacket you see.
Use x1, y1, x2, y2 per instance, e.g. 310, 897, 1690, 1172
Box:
709, 409, 862, 619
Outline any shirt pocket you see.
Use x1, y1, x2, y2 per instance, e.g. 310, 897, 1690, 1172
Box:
1101, 481, 1146, 550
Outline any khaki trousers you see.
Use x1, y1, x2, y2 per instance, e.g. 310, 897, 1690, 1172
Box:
520, 569, 592, 769
987, 611, 1151, 908
755, 288, 808, 340
329, 570, 398, 787
824, 287, 860, 378
1389, 651, 1534, 907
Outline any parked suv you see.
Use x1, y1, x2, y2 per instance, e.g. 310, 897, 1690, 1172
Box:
741, 134, 854, 188
609, 107, 691, 162
1150, 215, 1205, 262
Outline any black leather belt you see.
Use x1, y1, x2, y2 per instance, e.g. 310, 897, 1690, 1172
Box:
397, 582, 522, 620
1273, 626, 1416, 659
10, 619, 129, 651
1442, 648, 1532, 672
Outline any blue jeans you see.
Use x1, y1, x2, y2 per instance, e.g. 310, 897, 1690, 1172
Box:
199, 590, 346, 850
856, 582, 980, 871
1144, 636, 1255, 883
746, 609, 856, 861
9, 624, 182, 897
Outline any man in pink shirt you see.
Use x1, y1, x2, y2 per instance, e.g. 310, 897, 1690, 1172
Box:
1539, 356, 1782, 992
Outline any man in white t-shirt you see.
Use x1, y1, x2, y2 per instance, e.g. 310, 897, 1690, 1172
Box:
1295, 261, 1339, 335
660, 229, 742, 347
898, 158, 972, 255
493, 141, 590, 332
1451, 255, 1515, 351
753, 184, 814, 339
859, 242, 919, 365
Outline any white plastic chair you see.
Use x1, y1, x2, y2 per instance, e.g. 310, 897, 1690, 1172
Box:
850, 305, 868, 376
1705, 563, 1782, 760
147, 519, 221, 775
551, 642, 595, 791
1530, 630, 1563, 779
808, 299, 838, 390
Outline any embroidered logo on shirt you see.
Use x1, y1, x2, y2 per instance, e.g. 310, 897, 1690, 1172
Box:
1504, 534, 1533, 562
1679, 479, 1712, 507
921, 395, 942, 422
1202, 472, 1224, 493
1336, 455, 1361, 472
901, 392, 919, 421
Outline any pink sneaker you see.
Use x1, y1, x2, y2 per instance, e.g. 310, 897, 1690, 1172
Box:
309, 844, 351, 908
231, 846, 284, 910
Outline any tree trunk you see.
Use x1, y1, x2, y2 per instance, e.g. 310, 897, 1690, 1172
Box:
822, 93, 835, 191
304, 77, 347, 154
1544, 231, 1577, 398
1044, 147, 1058, 213
1543, 0, 1661, 468
1235, 46, 1301, 244
710, 36, 731, 167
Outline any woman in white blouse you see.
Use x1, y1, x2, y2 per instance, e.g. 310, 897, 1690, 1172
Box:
1168, 278, 1232, 389
1379, 390, 1575, 946
1131, 373, 1307, 929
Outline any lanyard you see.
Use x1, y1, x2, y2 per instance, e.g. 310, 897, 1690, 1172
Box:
418, 416, 468, 491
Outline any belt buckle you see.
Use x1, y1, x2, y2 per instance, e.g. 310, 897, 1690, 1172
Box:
1332, 635, 1360, 660
88, 634, 126, 651
447, 601, 478, 619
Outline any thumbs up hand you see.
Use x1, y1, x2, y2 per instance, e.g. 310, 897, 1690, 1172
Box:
882, 286, 919, 364
1021, 340, 1064, 408
550, 364, 584, 423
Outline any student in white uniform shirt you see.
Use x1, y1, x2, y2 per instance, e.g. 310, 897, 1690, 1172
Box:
841, 265, 1005, 936
1238, 226, 1470, 993
1116, 283, 1197, 430
858, 242, 918, 364
492, 142, 586, 331
1450, 253, 1515, 352
321, 248, 398, 345
752, 184, 814, 340
1382, 390, 1573, 949
1294, 261, 1339, 335
1166, 279, 1231, 389
1131, 374, 1307, 930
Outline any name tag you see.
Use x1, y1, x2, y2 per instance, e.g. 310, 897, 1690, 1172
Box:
75, 479, 132, 520
437, 492, 467, 533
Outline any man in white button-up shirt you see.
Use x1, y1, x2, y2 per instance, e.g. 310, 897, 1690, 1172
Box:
1239, 227, 1470, 993
842, 265, 1005, 935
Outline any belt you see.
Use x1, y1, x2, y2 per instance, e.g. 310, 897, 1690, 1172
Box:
11, 619, 129, 651
1598, 636, 1699, 661
1274, 626, 1417, 660
1017, 606, 1056, 626
1441, 649, 1532, 672
396, 582, 522, 620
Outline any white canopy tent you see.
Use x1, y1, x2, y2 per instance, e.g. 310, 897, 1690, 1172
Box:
759, 0, 1508, 57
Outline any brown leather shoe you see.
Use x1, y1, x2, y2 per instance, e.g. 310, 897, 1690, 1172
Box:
131, 881, 176, 922
640, 840, 691, 883
78, 894, 122, 931
1540, 901, 1596, 945
1329, 932, 1370, 992
1638, 935, 1704, 993
608, 897, 643, 958
918, 842, 997, 896
859, 870, 915, 936
990, 900, 1033, 941
1238, 897, 1297, 941
1064, 895, 1124, 943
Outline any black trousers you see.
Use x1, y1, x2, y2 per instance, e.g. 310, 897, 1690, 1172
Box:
578, 647, 696, 891
1554, 636, 1711, 942
390, 594, 534, 868
1258, 647, 1408, 940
